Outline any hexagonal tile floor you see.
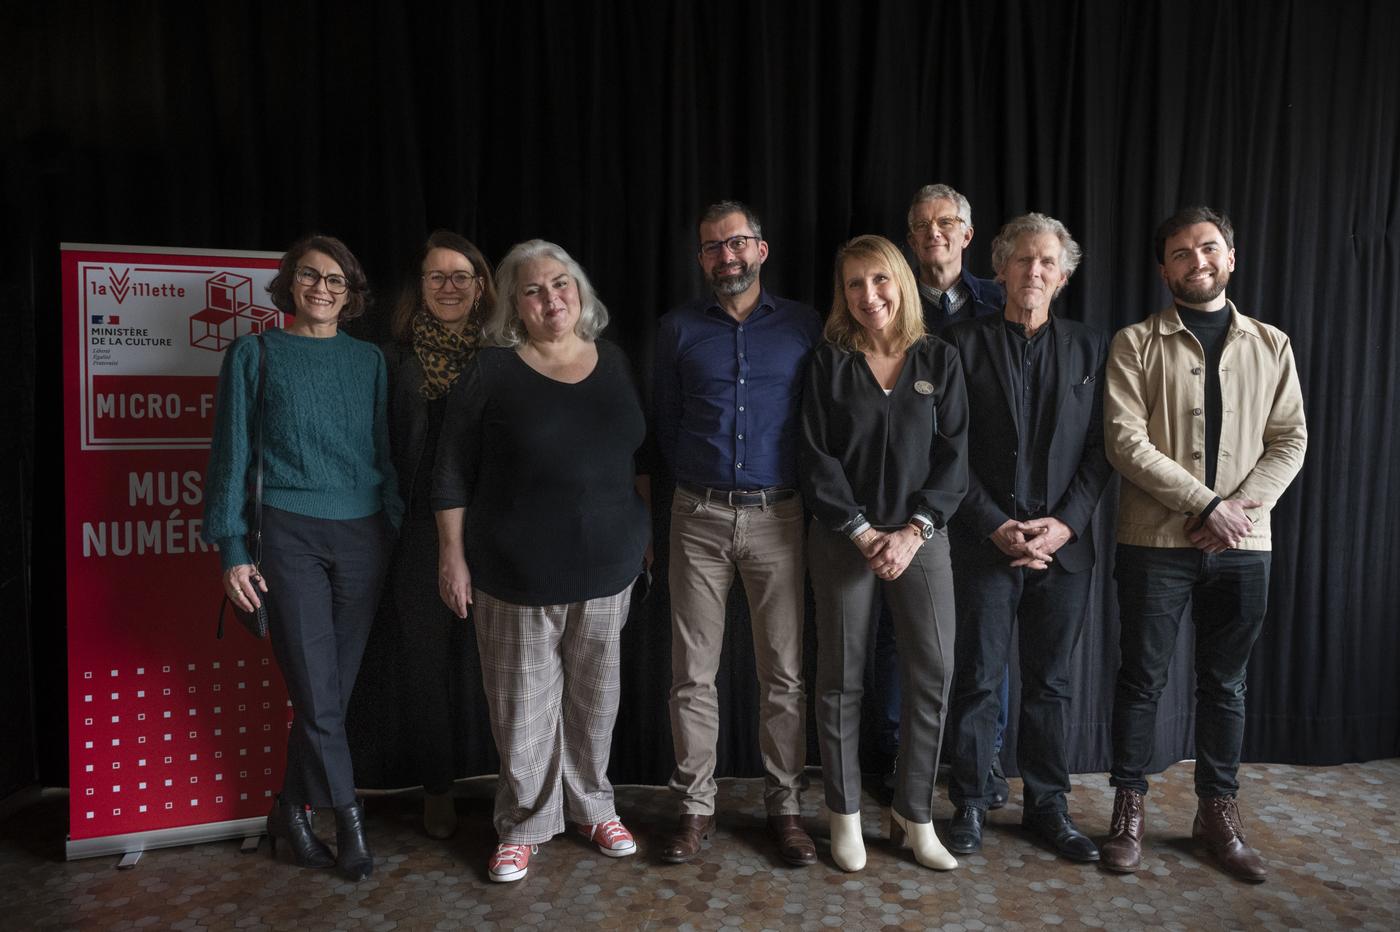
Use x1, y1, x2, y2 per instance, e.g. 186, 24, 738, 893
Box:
2, 759, 1396, 930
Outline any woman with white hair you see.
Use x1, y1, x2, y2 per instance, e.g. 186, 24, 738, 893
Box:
432, 239, 650, 882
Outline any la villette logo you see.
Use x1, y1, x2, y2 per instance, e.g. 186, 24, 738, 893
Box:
108, 268, 131, 303
89, 267, 187, 304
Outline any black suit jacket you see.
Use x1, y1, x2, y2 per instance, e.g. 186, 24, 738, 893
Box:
943, 312, 1112, 573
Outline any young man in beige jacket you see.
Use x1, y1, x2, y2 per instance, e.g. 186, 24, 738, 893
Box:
1101, 206, 1307, 882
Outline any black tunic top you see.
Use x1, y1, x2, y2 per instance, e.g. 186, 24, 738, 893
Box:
431, 342, 650, 606
799, 337, 969, 532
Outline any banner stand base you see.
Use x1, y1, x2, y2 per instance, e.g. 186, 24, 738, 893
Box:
116, 851, 141, 869
66, 816, 267, 862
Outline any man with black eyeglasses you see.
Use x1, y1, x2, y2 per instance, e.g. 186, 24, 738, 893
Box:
653, 200, 822, 867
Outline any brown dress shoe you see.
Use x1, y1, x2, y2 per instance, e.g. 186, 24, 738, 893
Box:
1100, 788, 1145, 873
1193, 796, 1267, 882
767, 814, 817, 866
661, 813, 716, 863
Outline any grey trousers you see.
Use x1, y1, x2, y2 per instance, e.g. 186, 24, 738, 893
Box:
809, 520, 956, 822
473, 584, 633, 844
667, 486, 808, 816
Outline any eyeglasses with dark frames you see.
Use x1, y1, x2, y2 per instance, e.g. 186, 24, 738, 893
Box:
293, 266, 350, 294
423, 271, 480, 290
699, 235, 759, 257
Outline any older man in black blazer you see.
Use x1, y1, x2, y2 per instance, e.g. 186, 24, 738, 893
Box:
941, 213, 1113, 863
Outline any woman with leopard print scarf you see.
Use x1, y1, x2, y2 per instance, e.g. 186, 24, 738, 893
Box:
350, 230, 498, 842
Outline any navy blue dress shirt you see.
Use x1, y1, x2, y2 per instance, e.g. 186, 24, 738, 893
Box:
653, 290, 822, 491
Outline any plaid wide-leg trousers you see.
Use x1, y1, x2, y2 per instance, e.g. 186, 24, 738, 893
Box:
472, 583, 634, 844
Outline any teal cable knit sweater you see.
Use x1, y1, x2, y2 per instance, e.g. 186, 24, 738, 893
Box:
203, 328, 404, 569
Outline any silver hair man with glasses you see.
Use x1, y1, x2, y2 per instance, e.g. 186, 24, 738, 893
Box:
653, 200, 822, 867
906, 184, 1004, 334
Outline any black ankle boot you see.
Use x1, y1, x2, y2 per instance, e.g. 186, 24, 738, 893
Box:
266, 795, 334, 868
334, 800, 374, 881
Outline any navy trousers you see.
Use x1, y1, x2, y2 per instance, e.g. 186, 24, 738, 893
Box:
260, 506, 391, 808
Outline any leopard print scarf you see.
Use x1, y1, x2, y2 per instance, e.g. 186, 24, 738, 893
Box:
412, 309, 480, 399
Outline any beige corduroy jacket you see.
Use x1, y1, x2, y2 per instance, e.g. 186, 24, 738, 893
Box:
1104, 302, 1307, 550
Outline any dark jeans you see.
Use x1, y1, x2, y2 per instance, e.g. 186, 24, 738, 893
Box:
1110, 545, 1271, 799
261, 506, 391, 808
947, 559, 1092, 815
873, 604, 1009, 759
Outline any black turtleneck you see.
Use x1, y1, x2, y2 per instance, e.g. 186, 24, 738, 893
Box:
1176, 304, 1230, 490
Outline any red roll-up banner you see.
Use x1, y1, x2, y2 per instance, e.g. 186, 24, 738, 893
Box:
61, 244, 292, 859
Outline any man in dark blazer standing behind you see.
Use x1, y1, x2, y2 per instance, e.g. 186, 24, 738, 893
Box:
941, 213, 1113, 863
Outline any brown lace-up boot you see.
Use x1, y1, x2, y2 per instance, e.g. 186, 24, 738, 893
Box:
1193, 795, 1267, 882
1100, 788, 1145, 873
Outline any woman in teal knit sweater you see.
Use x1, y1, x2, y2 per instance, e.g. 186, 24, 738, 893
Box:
203, 234, 402, 882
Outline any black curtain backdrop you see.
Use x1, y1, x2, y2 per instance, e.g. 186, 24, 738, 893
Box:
5, 1, 1397, 790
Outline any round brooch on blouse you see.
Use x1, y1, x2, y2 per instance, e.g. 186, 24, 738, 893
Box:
913, 380, 935, 395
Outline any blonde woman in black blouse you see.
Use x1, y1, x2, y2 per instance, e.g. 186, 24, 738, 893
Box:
799, 234, 969, 872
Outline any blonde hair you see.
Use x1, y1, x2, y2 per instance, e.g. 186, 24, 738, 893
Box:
822, 234, 926, 354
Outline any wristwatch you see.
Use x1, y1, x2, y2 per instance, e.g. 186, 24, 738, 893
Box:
909, 513, 937, 541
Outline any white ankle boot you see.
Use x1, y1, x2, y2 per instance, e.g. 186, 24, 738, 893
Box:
828, 809, 866, 872
890, 810, 957, 870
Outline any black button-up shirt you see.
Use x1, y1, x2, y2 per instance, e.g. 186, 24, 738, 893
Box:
1003, 318, 1058, 518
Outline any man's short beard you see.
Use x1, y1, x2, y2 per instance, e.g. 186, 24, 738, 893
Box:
1170, 270, 1229, 305
710, 262, 759, 297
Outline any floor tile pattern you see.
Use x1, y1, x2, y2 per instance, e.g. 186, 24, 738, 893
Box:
1, 760, 1396, 930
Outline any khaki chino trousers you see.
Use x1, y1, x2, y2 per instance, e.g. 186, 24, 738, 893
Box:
667, 486, 808, 816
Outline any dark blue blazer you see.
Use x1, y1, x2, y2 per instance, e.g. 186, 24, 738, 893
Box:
918, 270, 1003, 336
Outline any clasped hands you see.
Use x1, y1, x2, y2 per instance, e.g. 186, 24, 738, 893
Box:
990, 516, 1074, 570
856, 526, 923, 580
1183, 497, 1261, 554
